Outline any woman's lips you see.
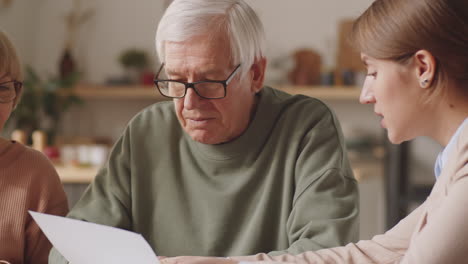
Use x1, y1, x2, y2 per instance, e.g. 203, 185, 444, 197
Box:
380, 118, 386, 128
375, 113, 386, 128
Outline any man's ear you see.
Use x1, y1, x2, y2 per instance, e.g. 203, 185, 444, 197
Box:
250, 57, 267, 93
413, 50, 436, 88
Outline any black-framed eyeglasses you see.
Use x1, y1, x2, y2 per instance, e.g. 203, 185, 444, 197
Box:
154, 63, 241, 99
0, 80, 22, 103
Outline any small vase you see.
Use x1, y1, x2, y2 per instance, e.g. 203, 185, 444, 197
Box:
59, 49, 76, 79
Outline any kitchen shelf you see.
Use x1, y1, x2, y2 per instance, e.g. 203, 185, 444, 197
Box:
67, 84, 361, 100
56, 165, 100, 184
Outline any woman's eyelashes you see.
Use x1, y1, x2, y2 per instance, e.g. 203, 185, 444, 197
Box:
366, 71, 377, 78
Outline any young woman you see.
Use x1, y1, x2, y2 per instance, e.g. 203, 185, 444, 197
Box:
0, 30, 69, 264
161, 0, 468, 263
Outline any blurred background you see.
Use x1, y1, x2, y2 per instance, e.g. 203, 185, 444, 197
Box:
0, 0, 442, 240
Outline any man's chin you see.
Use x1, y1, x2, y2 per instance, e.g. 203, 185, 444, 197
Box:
194, 138, 220, 145
188, 131, 222, 145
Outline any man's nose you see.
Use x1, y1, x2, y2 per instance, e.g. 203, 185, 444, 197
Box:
183, 87, 204, 110
359, 82, 376, 104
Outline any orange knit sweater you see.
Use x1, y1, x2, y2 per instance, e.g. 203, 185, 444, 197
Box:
0, 138, 68, 264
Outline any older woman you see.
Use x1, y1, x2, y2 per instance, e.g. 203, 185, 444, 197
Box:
0, 30, 69, 264
162, 0, 468, 263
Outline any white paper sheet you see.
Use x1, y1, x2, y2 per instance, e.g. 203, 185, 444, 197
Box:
29, 211, 160, 264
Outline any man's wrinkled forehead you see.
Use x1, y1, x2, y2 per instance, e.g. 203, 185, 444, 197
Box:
163, 37, 231, 76
164, 65, 225, 78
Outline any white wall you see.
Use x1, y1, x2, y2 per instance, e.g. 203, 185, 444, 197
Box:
0, 0, 40, 68
247, 0, 373, 68
3, 0, 374, 83
25, 0, 164, 82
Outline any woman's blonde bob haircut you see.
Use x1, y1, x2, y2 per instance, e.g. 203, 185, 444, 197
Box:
351, 0, 468, 94
0, 30, 23, 107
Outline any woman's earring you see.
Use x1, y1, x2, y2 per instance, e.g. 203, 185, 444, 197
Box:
420, 79, 430, 88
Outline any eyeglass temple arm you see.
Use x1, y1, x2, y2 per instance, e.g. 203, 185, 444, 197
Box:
225, 64, 241, 84
154, 63, 165, 80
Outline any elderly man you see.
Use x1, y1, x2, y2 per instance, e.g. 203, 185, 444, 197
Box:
50, 0, 358, 262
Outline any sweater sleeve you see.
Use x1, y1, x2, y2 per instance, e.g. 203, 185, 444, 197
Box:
399, 136, 468, 263
267, 106, 359, 255
234, 125, 468, 264
49, 128, 133, 264
23, 150, 69, 264
233, 202, 424, 263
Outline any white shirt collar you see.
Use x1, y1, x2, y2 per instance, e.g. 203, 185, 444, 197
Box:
434, 118, 468, 178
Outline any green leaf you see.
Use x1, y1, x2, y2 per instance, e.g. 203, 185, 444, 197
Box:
10, 65, 84, 141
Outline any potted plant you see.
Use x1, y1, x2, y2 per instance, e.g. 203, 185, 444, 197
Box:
7, 66, 83, 145
118, 48, 150, 84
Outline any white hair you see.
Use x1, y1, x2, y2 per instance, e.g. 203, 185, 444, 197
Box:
155, 0, 265, 77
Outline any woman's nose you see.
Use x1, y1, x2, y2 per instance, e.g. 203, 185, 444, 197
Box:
359, 82, 376, 104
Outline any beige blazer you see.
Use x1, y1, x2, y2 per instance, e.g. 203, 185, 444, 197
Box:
234, 125, 468, 264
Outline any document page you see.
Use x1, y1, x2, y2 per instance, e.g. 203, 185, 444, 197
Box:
30, 211, 160, 264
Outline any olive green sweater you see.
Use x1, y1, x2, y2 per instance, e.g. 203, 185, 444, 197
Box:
50, 87, 358, 262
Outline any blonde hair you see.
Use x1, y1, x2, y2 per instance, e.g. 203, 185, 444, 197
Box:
0, 30, 23, 107
351, 0, 468, 95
